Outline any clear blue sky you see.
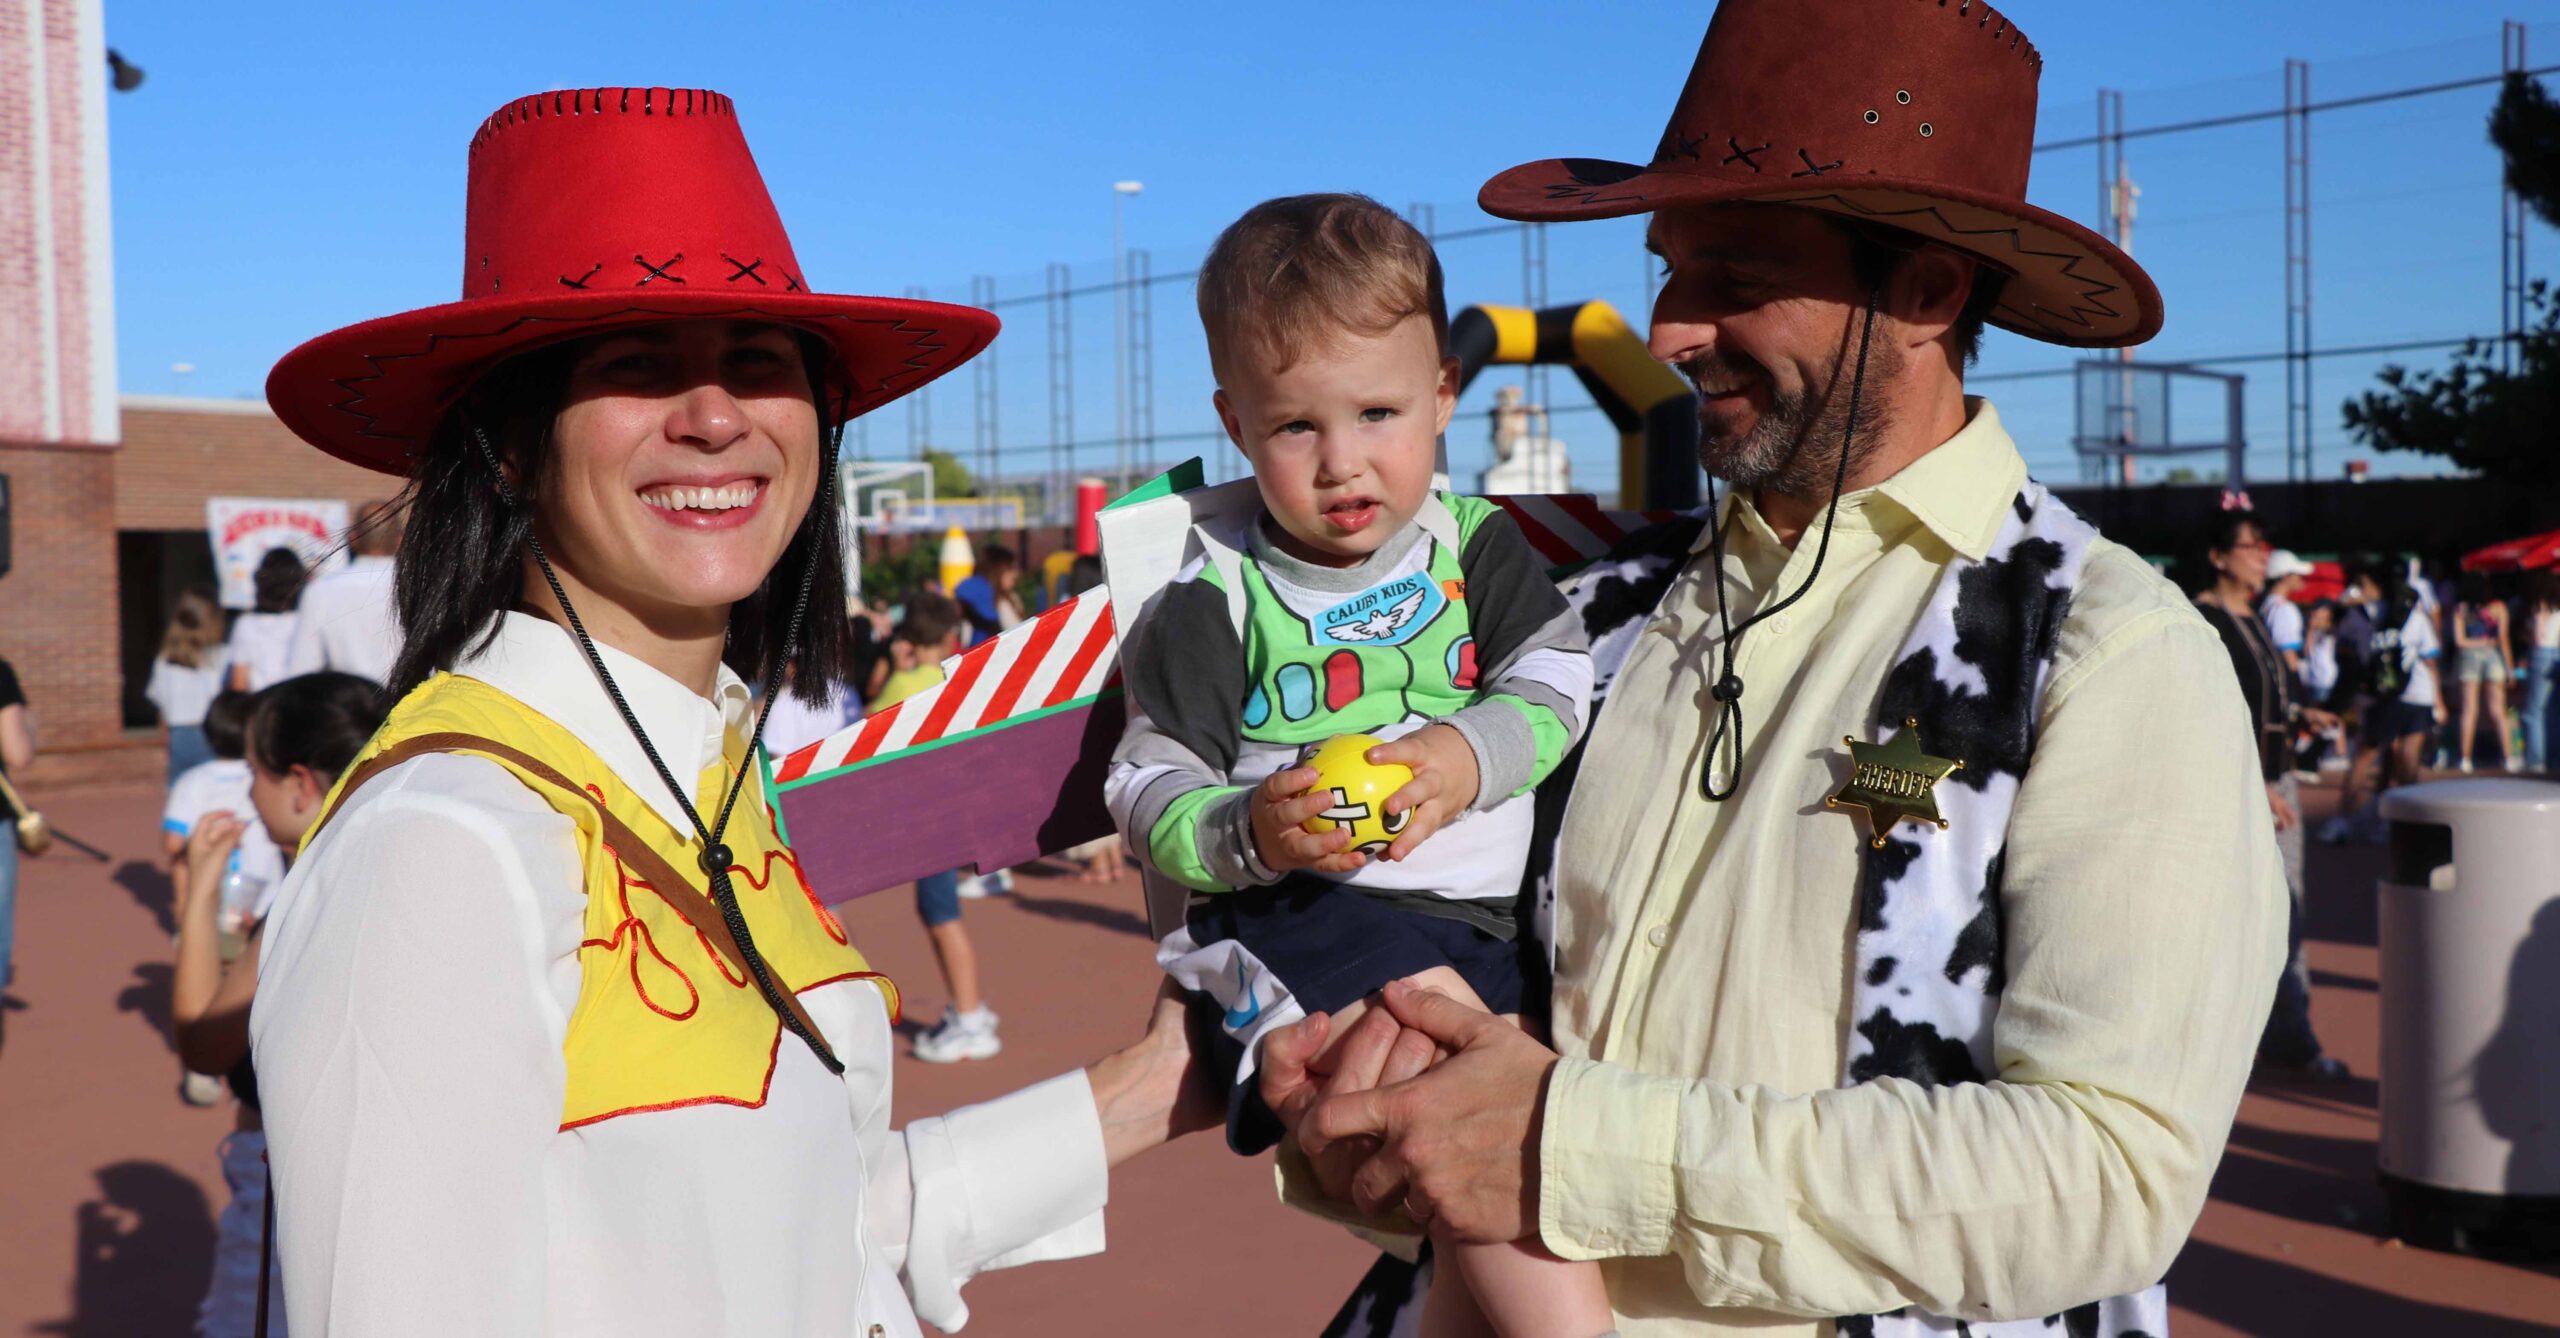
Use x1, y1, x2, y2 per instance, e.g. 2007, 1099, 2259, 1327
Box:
104, 0, 2560, 491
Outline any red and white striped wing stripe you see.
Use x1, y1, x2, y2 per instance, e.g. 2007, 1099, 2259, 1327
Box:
1491, 495, 1677, 567
775, 496, 1671, 786
772, 592, 1121, 784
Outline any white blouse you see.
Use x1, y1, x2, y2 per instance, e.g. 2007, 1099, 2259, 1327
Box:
227, 611, 302, 691
251, 613, 1107, 1336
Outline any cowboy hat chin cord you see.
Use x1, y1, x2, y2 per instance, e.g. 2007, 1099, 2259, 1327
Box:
472, 423, 848, 1076
1697, 282, 1881, 803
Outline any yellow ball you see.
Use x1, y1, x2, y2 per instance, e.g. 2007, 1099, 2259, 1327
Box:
1297, 733, 1415, 856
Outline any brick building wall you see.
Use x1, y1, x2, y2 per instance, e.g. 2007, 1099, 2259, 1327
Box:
0, 0, 114, 448
117, 397, 389, 529
0, 397, 386, 791
0, 440, 121, 760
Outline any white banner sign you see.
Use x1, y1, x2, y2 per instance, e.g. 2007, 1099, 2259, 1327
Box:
207, 497, 350, 610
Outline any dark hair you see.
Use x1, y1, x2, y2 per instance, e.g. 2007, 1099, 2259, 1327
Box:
2177, 508, 2266, 595
384, 328, 854, 709
979, 542, 1017, 570
2457, 570, 2493, 608
2200, 508, 2265, 558
254, 547, 308, 614
201, 690, 256, 761
895, 592, 961, 651
1833, 221, 2009, 371
1064, 553, 1104, 597
248, 672, 389, 781
2341, 552, 2413, 607
2532, 569, 2560, 611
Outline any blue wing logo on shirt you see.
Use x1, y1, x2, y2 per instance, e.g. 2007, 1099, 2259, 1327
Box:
1224, 957, 1263, 1029
1312, 576, 1447, 648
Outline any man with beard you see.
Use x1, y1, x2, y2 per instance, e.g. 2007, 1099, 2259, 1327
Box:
1259, 4, 2285, 1335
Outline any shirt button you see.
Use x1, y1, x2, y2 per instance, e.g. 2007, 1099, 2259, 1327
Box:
1647, 924, 1670, 948
1589, 1229, 1614, 1250
1768, 613, 1792, 635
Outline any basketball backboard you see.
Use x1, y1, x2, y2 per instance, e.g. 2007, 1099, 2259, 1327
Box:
2072, 360, 2247, 484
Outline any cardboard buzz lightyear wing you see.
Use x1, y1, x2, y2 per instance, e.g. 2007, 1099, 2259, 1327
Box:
770, 460, 1674, 913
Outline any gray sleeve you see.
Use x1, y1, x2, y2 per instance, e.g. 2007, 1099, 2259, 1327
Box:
1442, 699, 1544, 812
1103, 579, 1279, 889
1444, 510, 1595, 807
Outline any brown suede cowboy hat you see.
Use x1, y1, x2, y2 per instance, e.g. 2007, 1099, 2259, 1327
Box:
1480, 0, 2162, 348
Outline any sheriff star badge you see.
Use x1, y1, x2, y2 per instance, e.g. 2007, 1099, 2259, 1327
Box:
1825, 717, 1963, 849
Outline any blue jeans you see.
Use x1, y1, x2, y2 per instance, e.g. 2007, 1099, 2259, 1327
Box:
0, 833, 18, 990
167, 724, 214, 789
915, 869, 963, 928
2527, 647, 2560, 770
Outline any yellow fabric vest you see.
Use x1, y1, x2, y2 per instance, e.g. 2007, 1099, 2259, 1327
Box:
320, 671, 897, 1131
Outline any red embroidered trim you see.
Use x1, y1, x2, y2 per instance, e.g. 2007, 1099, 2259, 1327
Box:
555, 972, 896, 1130
558, 1023, 785, 1132
804, 969, 902, 1027
577, 852, 703, 1020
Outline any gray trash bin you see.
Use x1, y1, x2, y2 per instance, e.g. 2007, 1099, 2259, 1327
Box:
2377, 778, 2560, 1260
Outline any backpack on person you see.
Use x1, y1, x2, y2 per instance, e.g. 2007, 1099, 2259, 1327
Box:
2363, 596, 2416, 699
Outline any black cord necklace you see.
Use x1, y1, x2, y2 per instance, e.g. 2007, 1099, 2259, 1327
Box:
473, 422, 847, 1075
1697, 283, 1883, 802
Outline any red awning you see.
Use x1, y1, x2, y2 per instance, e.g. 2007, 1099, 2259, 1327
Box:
2463, 530, 2560, 573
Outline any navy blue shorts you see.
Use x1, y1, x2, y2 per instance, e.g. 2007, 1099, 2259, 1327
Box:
1187, 877, 1547, 1153
2361, 698, 2434, 748
914, 869, 962, 927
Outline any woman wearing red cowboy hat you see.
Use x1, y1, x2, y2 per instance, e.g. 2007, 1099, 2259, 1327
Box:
249, 89, 1216, 1337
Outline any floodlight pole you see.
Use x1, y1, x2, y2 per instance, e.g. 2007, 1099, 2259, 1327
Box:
1112, 181, 1144, 498
2097, 89, 2135, 486
2283, 59, 2314, 484
2503, 23, 2531, 377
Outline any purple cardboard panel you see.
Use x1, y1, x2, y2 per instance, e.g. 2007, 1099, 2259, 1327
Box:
779, 697, 1125, 905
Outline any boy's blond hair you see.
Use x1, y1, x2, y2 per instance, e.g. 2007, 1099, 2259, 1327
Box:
1196, 193, 1447, 381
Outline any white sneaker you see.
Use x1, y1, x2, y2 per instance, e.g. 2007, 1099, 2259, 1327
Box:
911, 1005, 1002, 1063
2459, 758, 2475, 773
956, 869, 1013, 899
180, 1071, 225, 1106
2316, 815, 2355, 845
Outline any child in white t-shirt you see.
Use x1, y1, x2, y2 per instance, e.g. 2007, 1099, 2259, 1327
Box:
164, 693, 288, 923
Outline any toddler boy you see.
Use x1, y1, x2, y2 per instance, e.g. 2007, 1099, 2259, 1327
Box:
1105, 193, 1606, 1337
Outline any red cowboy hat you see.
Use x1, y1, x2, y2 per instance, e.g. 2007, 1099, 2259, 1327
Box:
1479, 0, 2162, 348
267, 88, 995, 474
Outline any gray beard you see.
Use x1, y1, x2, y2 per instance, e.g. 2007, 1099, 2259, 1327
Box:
1691, 337, 1903, 501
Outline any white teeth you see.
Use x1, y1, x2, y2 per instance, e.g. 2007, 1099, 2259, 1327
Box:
642, 482, 759, 512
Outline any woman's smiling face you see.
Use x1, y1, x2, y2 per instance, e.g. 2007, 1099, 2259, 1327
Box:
537, 319, 821, 625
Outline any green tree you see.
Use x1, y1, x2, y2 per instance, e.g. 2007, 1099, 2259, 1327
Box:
2343, 74, 2560, 487
922, 448, 976, 498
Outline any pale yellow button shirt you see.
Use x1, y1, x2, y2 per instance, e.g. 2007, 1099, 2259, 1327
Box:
1536, 400, 2285, 1332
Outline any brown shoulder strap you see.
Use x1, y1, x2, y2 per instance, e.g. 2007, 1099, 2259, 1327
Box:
319, 730, 839, 1070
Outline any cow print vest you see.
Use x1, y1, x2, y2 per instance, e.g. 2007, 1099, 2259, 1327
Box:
1325, 484, 2166, 1338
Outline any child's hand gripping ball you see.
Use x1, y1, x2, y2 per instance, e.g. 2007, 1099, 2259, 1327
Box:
1296, 734, 1415, 858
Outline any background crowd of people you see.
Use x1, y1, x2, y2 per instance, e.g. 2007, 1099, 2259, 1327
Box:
4, 480, 2545, 1335
2177, 511, 2560, 1086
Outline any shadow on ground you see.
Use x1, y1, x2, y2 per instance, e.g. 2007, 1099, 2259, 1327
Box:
31, 1160, 215, 1337
2169, 1236, 2556, 1335
116, 963, 175, 1055
112, 860, 175, 939
1003, 890, 1151, 939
